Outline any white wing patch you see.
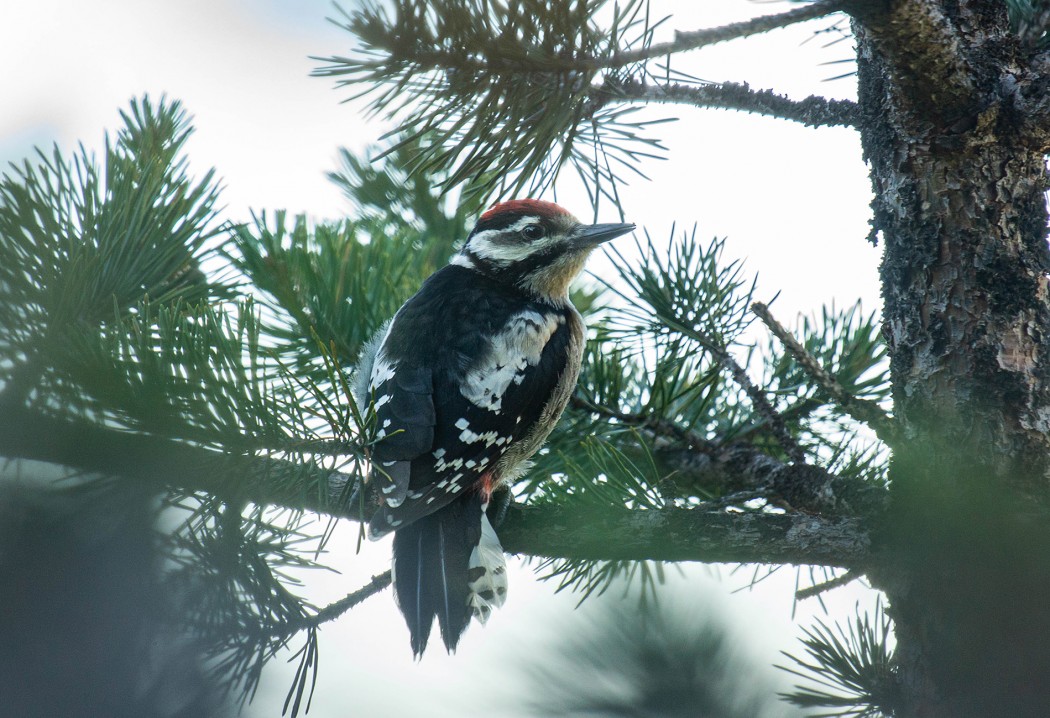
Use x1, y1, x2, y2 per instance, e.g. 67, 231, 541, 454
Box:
370, 351, 396, 391
460, 310, 565, 412
467, 512, 508, 623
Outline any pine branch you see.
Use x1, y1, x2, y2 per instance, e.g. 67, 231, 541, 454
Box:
779, 601, 898, 716
752, 302, 899, 446
603, 0, 848, 67
0, 405, 356, 515
568, 393, 887, 516
597, 78, 860, 128
287, 572, 392, 632
499, 504, 871, 568
0, 405, 877, 569
796, 568, 862, 600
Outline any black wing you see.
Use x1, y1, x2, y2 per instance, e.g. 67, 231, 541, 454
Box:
364, 266, 573, 538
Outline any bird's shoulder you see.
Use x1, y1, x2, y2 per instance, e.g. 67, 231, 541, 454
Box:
380, 264, 580, 368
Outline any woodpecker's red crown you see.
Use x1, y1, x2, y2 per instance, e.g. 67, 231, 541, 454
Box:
479, 199, 572, 223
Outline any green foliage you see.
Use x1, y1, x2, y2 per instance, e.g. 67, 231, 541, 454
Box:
760, 302, 889, 479
0, 96, 225, 401
227, 212, 431, 369
329, 134, 480, 243
166, 498, 331, 711
51, 300, 305, 445
315, 0, 668, 206
224, 138, 480, 393
0, 98, 373, 715
520, 228, 888, 523
779, 602, 897, 717
516, 228, 888, 605
537, 556, 670, 608
603, 229, 759, 437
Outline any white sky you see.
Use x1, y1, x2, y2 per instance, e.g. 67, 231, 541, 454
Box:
1, 1, 882, 715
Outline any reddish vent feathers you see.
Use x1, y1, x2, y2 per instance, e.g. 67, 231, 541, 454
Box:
480, 199, 572, 222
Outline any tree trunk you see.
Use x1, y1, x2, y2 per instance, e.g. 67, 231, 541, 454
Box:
855, 2, 1050, 715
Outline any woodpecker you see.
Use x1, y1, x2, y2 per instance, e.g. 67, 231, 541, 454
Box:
353, 199, 634, 655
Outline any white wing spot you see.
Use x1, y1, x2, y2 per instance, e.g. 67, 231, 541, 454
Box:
459, 426, 504, 447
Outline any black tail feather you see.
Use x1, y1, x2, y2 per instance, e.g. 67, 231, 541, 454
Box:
391, 493, 483, 656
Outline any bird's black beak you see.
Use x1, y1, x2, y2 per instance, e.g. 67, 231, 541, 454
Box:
573, 222, 636, 246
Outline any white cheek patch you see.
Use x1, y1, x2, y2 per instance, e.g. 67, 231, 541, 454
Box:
460, 311, 564, 412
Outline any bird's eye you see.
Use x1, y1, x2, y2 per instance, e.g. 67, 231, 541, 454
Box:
521, 224, 546, 241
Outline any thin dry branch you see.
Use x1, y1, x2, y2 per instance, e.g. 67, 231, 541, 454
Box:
751, 301, 899, 446
598, 79, 860, 128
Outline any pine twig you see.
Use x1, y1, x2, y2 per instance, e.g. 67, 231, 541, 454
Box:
796, 568, 861, 600
569, 394, 715, 453
604, 0, 847, 68
707, 343, 808, 465
296, 571, 392, 630
751, 302, 899, 446
597, 79, 860, 128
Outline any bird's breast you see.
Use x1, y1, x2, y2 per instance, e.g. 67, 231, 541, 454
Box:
491, 306, 585, 483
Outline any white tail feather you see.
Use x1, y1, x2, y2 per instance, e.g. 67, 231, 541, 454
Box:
467, 514, 508, 623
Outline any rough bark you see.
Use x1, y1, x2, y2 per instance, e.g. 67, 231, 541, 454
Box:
854, 1, 1050, 715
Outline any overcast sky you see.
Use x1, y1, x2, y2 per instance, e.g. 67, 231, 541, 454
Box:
1, 2, 882, 715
